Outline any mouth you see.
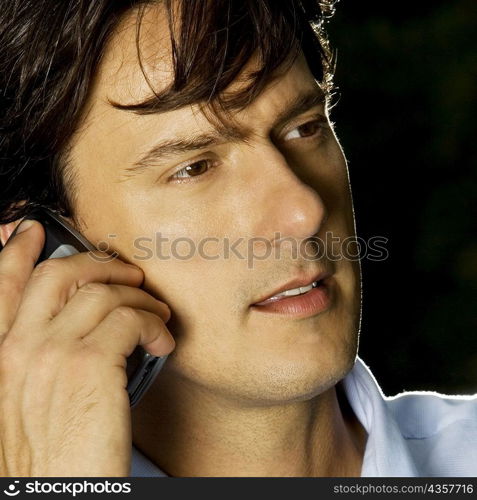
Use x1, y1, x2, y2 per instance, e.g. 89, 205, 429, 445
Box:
250, 271, 333, 318
252, 271, 332, 305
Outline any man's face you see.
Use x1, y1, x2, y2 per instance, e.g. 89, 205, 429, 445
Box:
67, 7, 361, 404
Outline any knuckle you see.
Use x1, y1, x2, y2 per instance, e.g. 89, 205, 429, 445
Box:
29, 340, 64, 373
77, 282, 110, 298
0, 337, 24, 378
112, 305, 140, 323
31, 259, 66, 280
73, 342, 104, 367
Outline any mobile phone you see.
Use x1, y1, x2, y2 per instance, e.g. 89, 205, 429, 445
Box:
2, 207, 168, 408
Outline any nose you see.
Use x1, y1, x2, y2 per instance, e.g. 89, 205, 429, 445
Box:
245, 143, 327, 242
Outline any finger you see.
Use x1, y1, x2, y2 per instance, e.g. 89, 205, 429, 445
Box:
84, 307, 176, 358
16, 252, 145, 325
50, 283, 171, 339
0, 219, 45, 338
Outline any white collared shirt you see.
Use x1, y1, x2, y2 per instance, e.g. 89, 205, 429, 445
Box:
130, 357, 477, 477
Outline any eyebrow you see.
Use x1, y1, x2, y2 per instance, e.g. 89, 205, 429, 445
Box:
121, 87, 326, 179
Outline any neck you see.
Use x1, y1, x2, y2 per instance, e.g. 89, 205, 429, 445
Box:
131, 374, 367, 477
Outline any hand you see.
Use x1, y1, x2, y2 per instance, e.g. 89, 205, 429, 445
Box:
0, 219, 175, 476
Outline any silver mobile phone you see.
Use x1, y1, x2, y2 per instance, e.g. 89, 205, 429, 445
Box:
3, 207, 167, 408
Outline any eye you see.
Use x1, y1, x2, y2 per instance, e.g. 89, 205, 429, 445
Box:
169, 159, 213, 182
283, 119, 326, 141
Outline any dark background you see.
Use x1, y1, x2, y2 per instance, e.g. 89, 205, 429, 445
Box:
328, 0, 477, 395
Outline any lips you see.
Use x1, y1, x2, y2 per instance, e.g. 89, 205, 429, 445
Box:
252, 271, 332, 306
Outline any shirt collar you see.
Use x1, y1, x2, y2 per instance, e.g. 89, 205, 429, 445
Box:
341, 357, 419, 477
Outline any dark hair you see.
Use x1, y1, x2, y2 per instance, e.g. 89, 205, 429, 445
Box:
0, 0, 337, 226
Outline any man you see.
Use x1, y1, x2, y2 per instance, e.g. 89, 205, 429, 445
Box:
0, 0, 475, 477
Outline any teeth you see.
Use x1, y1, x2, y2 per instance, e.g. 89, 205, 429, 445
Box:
272, 281, 319, 299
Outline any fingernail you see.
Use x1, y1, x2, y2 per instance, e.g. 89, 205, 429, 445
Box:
126, 263, 143, 275
125, 263, 141, 270
16, 219, 35, 234
162, 304, 172, 322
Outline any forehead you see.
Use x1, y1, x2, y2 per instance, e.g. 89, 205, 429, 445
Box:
84, 3, 319, 118
90, 5, 172, 106
69, 4, 322, 180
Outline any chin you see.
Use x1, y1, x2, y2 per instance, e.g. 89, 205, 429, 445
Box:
210, 328, 360, 406
257, 334, 359, 405
159, 297, 361, 406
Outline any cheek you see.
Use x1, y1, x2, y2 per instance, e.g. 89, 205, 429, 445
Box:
322, 152, 353, 213
118, 205, 248, 339
290, 143, 353, 220
142, 256, 238, 327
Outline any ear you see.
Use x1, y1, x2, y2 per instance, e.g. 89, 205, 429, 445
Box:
1, 200, 29, 247
0, 219, 23, 247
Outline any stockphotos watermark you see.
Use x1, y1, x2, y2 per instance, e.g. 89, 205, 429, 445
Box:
1, 479, 131, 497
88, 231, 389, 269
